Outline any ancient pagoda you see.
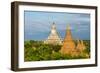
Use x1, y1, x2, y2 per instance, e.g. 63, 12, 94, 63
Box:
60, 24, 87, 56
60, 25, 77, 56
76, 40, 86, 52
44, 22, 62, 45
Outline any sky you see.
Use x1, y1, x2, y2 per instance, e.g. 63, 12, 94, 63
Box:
24, 11, 90, 41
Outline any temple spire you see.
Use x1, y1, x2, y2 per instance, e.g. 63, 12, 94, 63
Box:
67, 24, 70, 30
60, 24, 76, 55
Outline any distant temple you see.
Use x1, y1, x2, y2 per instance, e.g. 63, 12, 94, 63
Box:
44, 22, 62, 45
76, 40, 86, 52
60, 25, 86, 56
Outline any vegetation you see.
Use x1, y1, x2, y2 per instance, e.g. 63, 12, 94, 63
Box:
24, 40, 90, 61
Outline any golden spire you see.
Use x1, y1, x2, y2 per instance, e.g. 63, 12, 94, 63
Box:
67, 24, 70, 30
76, 40, 86, 52
80, 40, 86, 50
76, 40, 81, 50
64, 24, 73, 41
60, 24, 76, 55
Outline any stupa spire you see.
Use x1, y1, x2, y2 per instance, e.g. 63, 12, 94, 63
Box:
67, 24, 70, 30
52, 22, 56, 29
65, 24, 73, 41
76, 40, 81, 50
60, 24, 76, 55
80, 40, 86, 50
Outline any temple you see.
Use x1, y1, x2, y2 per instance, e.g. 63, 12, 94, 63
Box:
44, 22, 62, 45
76, 40, 86, 52
44, 22, 86, 56
60, 25, 86, 56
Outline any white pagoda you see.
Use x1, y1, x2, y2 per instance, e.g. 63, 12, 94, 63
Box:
44, 22, 62, 45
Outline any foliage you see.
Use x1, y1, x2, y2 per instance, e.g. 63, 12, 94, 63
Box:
24, 40, 90, 61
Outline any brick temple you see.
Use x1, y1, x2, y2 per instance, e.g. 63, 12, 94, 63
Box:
60, 25, 86, 56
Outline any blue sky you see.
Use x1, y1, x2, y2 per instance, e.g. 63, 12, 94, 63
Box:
24, 11, 90, 41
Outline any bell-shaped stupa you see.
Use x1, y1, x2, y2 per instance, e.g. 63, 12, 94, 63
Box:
44, 22, 62, 45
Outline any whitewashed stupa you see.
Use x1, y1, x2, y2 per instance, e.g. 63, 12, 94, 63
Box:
44, 22, 62, 45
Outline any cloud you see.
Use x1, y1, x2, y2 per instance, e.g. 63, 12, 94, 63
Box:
24, 11, 90, 40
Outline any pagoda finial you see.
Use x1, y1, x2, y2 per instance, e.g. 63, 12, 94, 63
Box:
67, 24, 70, 30
52, 22, 56, 29
53, 22, 55, 24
